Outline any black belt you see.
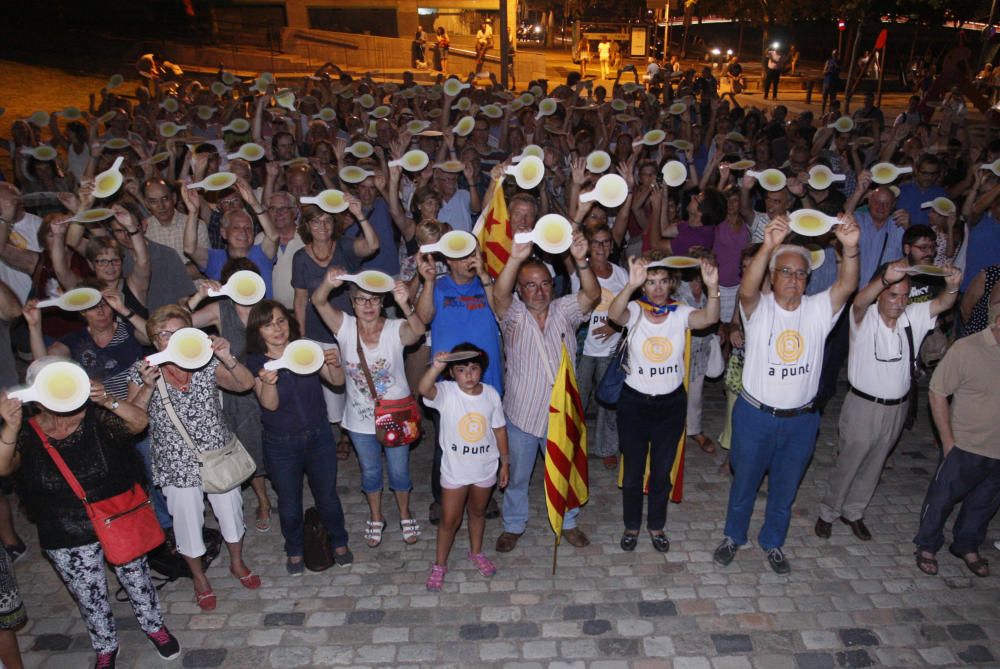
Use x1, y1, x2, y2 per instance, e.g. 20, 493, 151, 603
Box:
740, 390, 814, 418
623, 384, 685, 401
849, 386, 908, 406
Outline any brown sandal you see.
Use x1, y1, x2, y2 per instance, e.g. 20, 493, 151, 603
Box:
336, 435, 351, 461
915, 550, 938, 576
692, 434, 717, 454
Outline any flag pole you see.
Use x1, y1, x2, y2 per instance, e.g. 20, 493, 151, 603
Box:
552, 536, 560, 575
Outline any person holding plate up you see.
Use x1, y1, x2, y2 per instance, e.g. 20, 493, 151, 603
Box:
606, 254, 720, 553
714, 213, 860, 574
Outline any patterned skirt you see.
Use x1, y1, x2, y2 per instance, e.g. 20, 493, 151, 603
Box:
0, 543, 27, 630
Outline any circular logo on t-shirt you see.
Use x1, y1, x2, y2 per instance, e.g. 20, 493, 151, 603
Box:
774, 329, 804, 363
597, 288, 615, 311
642, 336, 673, 363
458, 412, 488, 443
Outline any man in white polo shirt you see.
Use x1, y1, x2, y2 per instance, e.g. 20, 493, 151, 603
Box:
714, 214, 860, 574
816, 261, 960, 541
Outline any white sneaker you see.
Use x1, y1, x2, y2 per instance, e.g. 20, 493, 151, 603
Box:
994, 539, 1000, 551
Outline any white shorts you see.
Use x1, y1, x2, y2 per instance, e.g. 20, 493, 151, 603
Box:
162, 485, 245, 558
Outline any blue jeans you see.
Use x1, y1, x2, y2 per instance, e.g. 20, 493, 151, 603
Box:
264, 425, 349, 557
914, 447, 1000, 555
502, 419, 579, 535
723, 396, 820, 549
347, 430, 412, 494
135, 435, 171, 530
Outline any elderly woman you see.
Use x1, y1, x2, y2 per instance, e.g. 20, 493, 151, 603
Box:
126, 305, 258, 611
606, 254, 720, 553
245, 300, 353, 573
0, 364, 180, 668
311, 268, 426, 548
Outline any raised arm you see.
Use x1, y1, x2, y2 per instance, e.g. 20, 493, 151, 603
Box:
930, 267, 962, 318
310, 267, 348, 335
345, 196, 380, 258
180, 185, 208, 270
829, 214, 861, 314
687, 259, 721, 330
236, 178, 278, 259
492, 238, 532, 320
852, 260, 907, 324
740, 216, 789, 319
392, 280, 426, 345
608, 256, 645, 326
414, 252, 438, 325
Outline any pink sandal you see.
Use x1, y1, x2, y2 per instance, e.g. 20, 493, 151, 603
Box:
468, 551, 497, 577
425, 564, 447, 591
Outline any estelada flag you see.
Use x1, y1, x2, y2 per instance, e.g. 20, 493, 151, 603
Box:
472, 180, 512, 280
617, 330, 692, 502
544, 344, 589, 539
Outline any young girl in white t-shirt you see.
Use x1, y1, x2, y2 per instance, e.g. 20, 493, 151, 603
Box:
418, 343, 508, 592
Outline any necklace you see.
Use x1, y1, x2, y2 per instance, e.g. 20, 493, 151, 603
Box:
162, 365, 192, 392
310, 243, 334, 264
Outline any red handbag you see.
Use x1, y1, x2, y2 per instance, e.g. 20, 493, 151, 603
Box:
29, 418, 165, 565
356, 329, 421, 448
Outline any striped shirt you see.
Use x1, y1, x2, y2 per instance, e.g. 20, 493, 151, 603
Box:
501, 295, 587, 437
143, 210, 209, 264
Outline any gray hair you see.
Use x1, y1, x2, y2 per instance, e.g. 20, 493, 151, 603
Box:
768, 245, 812, 274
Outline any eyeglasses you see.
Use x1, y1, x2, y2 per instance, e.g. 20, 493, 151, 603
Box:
352, 296, 382, 306
94, 258, 123, 267
520, 280, 553, 291
219, 197, 242, 208
873, 331, 903, 362
155, 329, 179, 341
776, 267, 808, 281
589, 239, 612, 247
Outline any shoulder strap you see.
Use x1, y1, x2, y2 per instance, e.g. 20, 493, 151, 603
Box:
356, 325, 380, 401
903, 319, 917, 374
156, 376, 199, 454
526, 319, 556, 383
28, 418, 88, 503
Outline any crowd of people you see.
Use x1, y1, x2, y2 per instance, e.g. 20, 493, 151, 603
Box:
0, 48, 998, 668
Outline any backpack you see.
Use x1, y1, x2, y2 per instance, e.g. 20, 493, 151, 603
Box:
115, 527, 223, 601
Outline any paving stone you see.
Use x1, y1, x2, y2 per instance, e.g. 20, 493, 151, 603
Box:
946, 623, 986, 640
674, 658, 712, 669
563, 604, 596, 620
916, 647, 956, 665
642, 635, 676, 657
833, 649, 874, 668
597, 637, 640, 656
31, 635, 72, 652
501, 622, 541, 639
956, 645, 995, 663
794, 652, 835, 669
712, 634, 753, 654
836, 628, 879, 647
181, 648, 227, 668
637, 600, 678, 617
263, 611, 305, 627
268, 646, 314, 667
711, 657, 752, 669
345, 609, 386, 625
458, 622, 499, 640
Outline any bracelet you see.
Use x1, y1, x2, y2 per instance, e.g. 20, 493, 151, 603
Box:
252, 209, 265, 215
881, 276, 890, 288
708, 290, 721, 299
947, 289, 959, 294
224, 359, 238, 370
127, 228, 142, 236
0, 437, 15, 447
406, 306, 417, 317
845, 251, 860, 258
122, 310, 134, 319
109, 400, 120, 411
576, 262, 591, 271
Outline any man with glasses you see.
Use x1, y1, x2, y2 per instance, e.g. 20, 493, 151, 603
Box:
816, 261, 960, 543
257, 191, 304, 309
899, 225, 939, 303
491, 233, 599, 553
109, 205, 195, 312
141, 179, 209, 279
845, 174, 908, 286
896, 155, 948, 228
714, 214, 859, 574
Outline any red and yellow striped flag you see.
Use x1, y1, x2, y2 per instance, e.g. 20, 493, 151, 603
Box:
472, 180, 512, 280
544, 344, 589, 539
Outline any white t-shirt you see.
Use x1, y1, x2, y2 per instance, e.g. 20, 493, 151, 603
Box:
1, 212, 42, 303
336, 315, 411, 434
256, 231, 304, 309
624, 301, 693, 396
571, 264, 629, 357
741, 291, 842, 409
424, 381, 506, 485
848, 301, 935, 399
598, 42, 611, 60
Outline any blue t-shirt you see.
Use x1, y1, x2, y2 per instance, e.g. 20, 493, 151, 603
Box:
895, 182, 947, 229
342, 198, 399, 276
204, 245, 274, 299
431, 275, 503, 394
245, 350, 330, 434
962, 213, 1000, 292
290, 242, 359, 343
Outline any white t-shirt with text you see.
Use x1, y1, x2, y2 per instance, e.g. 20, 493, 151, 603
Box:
424, 381, 506, 485
571, 264, 629, 357
623, 301, 693, 396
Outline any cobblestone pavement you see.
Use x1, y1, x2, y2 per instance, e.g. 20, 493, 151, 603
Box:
10, 373, 1000, 669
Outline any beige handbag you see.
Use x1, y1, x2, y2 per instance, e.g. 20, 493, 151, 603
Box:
156, 377, 256, 494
